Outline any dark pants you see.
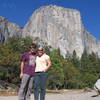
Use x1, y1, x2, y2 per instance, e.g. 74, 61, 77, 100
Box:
18, 74, 34, 100
34, 72, 48, 100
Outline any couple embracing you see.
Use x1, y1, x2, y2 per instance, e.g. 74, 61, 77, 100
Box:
18, 44, 52, 100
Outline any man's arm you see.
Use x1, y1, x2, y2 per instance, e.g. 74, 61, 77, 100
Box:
20, 61, 24, 79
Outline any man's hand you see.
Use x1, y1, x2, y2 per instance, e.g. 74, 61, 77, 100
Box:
20, 73, 24, 79
20, 62, 24, 79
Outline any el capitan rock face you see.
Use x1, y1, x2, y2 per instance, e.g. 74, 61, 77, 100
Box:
22, 5, 100, 57
0, 5, 100, 57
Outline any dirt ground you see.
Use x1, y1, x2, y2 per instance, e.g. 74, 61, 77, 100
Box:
0, 90, 100, 100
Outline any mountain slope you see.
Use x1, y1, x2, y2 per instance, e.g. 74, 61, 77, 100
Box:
22, 5, 100, 57
0, 16, 22, 42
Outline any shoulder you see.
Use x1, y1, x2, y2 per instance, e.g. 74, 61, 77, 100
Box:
20, 52, 29, 61
43, 53, 50, 59
21, 52, 29, 58
22, 52, 29, 56
34, 53, 37, 58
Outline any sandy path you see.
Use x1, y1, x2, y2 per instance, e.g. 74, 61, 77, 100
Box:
0, 91, 100, 100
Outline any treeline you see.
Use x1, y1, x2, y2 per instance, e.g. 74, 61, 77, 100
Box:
48, 50, 100, 89
0, 37, 100, 90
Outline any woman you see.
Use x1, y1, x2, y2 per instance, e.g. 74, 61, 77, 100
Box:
34, 46, 51, 100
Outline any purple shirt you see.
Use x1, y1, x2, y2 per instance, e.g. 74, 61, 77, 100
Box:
21, 52, 36, 76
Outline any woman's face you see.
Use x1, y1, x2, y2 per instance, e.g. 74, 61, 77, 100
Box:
38, 48, 43, 57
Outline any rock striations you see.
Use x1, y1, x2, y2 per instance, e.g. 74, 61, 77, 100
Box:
0, 5, 100, 57
22, 5, 100, 57
0, 16, 22, 42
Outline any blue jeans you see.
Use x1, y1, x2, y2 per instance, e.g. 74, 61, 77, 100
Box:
34, 72, 48, 100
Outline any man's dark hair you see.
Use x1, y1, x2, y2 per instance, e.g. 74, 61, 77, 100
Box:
29, 43, 37, 49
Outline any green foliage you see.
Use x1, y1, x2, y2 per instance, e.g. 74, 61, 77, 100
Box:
70, 50, 80, 68
6, 37, 33, 53
63, 65, 82, 89
47, 49, 65, 89
0, 37, 100, 90
0, 37, 35, 86
82, 73, 98, 88
0, 43, 20, 66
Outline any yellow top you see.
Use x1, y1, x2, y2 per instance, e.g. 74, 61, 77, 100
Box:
35, 53, 50, 72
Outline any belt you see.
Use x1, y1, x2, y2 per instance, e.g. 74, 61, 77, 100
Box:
36, 71, 43, 73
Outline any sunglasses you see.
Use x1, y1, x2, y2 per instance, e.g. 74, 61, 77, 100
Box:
38, 50, 43, 51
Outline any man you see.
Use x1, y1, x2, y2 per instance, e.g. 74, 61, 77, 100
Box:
18, 44, 36, 100
34, 46, 51, 100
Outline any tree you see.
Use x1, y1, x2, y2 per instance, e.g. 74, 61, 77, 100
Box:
6, 37, 33, 53
0, 43, 20, 84
47, 49, 65, 89
71, 50, 80, 68
80, 50, 89, 72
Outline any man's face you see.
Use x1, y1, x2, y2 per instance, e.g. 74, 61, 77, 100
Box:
30, 47, 35, 53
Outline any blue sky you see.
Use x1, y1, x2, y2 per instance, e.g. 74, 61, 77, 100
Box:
0, 0, 100, 40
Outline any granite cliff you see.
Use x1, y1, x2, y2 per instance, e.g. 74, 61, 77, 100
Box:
0, 16, 22, 42
0, 5, 100, 57
22, 5, 100, 57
